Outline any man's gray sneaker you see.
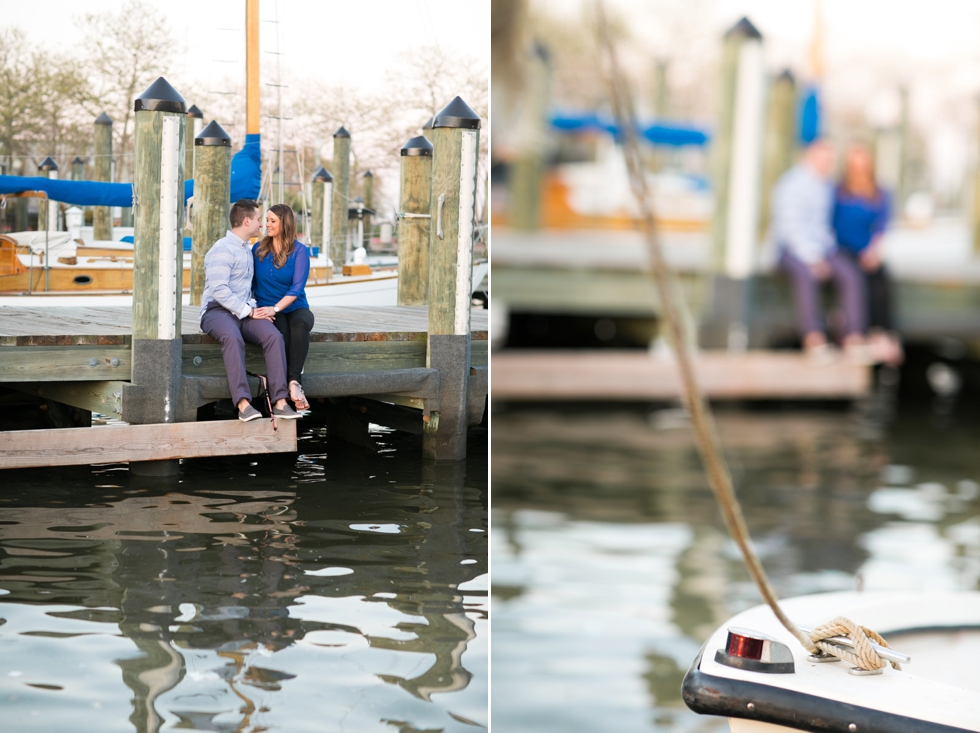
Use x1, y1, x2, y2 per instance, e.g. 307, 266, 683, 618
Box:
273, 404, 301, 420
239, 404, 263, 422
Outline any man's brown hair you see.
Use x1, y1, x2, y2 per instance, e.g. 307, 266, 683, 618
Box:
229, 199, 260, 228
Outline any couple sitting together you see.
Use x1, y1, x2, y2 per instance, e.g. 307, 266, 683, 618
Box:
772, 138, 902, 365
199, 198, 314, 421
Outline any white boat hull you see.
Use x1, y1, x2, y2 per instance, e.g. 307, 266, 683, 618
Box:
684, 591, 980, 733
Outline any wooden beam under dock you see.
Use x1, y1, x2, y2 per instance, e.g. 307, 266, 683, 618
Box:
0, 419, 296, 469
492, 350, 872, 401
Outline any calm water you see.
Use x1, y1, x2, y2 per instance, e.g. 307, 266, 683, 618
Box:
0, 425, 487, 732
491, 403, 980, 733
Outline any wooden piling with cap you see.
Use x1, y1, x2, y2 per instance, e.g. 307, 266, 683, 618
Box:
424, 96, 482, 461
398, 135, 433, 306
93, 112, 114, 241
311, 166, 332, 257
190, 120, 232, 306
37, 157, 58, 232
125, 76, 188, 476
362, 170, 374, 243
329, 126, 351, 268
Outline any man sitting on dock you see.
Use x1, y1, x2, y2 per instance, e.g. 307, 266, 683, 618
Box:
200, 199, 300, 422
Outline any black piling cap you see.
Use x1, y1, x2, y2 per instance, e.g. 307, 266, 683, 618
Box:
195, 120, 232, 147
95, 112, 113, 125
401, 135, 434, 157
312, 166, 333, 182
422, 117, 434, 130
433, 96, 482, 130
777, 68, 795, 84
38, 157, 59, 172
725, 17, 762, 40
363, 170, 373, 178
187, 104, 204, 118
72, 156, 85, 165
334, 126, 350, 138
134, 76, 187, 114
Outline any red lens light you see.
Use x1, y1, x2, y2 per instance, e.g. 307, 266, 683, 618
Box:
727, 631, 764, 660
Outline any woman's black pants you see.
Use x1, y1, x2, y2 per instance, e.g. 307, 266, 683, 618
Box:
273, 307, 315, 384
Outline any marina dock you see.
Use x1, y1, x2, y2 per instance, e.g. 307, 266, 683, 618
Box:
0, 305, 488, 468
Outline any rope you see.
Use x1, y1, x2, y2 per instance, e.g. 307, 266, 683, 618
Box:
592, 0, 896, 673
809, 617, 901, 671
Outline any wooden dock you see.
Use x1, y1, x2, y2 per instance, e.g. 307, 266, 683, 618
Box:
492, 350, 871, 401
0, 305, 488, 467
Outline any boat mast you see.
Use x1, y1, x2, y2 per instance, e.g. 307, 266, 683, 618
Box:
246, 0, 260, 138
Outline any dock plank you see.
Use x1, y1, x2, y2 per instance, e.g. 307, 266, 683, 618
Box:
0, 419, 296, 469
492, 350, 871, 401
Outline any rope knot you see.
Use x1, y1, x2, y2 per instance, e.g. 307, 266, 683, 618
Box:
808, 616, 900, 672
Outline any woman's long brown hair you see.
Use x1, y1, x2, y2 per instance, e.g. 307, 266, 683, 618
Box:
256, 203, 297, 268
840, 143, 880, 201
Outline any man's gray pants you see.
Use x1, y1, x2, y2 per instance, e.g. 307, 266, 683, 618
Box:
201, 302, 289, 406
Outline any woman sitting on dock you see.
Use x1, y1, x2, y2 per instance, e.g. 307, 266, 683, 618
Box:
832, 142, 903, 365
772, 139, 868, 361
253, 204, 314, 410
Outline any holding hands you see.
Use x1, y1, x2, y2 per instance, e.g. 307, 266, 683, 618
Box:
250, 306, 276, 321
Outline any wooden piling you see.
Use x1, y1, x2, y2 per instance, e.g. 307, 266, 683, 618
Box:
329, 126, 351, 269
422, 117, 434, 142
37, 157, 58, 232
94, 112, 114, 241
71, 156, 85, 181
703, 17, 765, 351
425, 96, 481, 461
185, 104, 203, 182
398, 135, 433, 306
898, 85, 909, 210
509, 42, 551, 230
972, 99, 980, 256
760, 69, 797, 239
127, 76, 187, 476
310, 166, 332, 255
190, 120, 232, 306
362, 170, 374, 241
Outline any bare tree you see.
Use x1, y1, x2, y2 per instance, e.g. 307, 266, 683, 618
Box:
78, 0, 177, 179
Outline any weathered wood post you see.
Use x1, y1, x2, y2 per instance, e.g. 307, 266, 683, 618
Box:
972, 99, 980, 256
37, 157, 58, 232
760, 69, 797, 239
94, 112, 114, 241
422, 117, 434, 142
123, 77, 187, 477
424, 97, 481, 461
71, 156, 85, 181
398, 135, 433, 305
651, 58, 670, 172
705, 17, 765, 350
897, 84, 909, 211
190, 120, 232, 306
310, 166, 332, 256
509, 42, 551, 230
185, 104, 203, 181
329, 126, 351, 269
362, 170, 374, 242
12, 160, 28, 231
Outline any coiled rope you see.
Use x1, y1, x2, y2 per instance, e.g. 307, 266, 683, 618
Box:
592, 0, 895, 673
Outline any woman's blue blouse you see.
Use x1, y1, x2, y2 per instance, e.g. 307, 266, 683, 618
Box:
251, 241, 310, 313
832, 187, 891, 255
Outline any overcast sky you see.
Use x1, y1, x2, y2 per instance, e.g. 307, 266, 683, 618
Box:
6, 0, 490, 95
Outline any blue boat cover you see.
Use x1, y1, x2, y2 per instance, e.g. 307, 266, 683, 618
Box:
799, 86, 820, 144
0, 133, 262, 207
549, 113, 710, 147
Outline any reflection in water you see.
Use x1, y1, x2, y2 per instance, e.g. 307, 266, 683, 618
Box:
491, 405, 980, 733
0, 427, 487, 732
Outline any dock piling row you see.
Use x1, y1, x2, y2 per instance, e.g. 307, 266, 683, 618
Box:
330, 126, 351, 269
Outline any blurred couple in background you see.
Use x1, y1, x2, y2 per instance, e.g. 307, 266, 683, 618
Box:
772, 138, 903, 365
